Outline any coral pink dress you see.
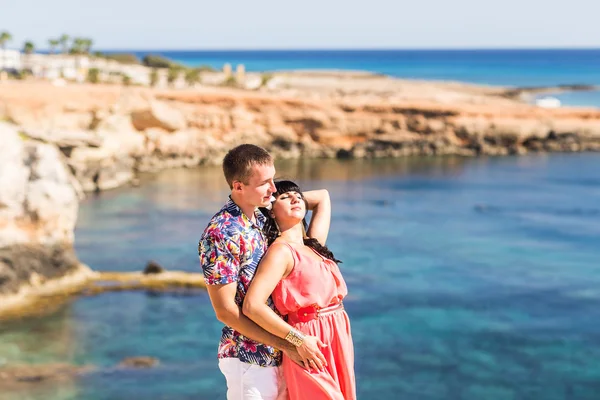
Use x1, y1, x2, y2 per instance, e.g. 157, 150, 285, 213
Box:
271, 242, 356, 400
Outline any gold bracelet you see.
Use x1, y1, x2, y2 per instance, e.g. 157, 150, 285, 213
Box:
285, 328, 305, 347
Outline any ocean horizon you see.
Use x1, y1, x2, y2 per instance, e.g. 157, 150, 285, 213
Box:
102, 48, 600, 107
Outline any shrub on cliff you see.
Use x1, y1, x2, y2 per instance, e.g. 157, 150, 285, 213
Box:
261, 73, 273, 88
143, 54, 178, 69
196, 65, 216, 72
167, 66, 183, 85
104, 53, 140, 65
222, 76, 237, 87
149, 68, 159, 87
185, 68, 202, 86
87, 68, 100, 83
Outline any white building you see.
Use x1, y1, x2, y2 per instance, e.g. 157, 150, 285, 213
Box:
0, 49, 22, 70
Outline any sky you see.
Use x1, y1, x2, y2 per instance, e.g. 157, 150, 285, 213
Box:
0, 0, 599, 50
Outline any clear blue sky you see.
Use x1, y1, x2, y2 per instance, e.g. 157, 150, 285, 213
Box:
1, 0, 599, 50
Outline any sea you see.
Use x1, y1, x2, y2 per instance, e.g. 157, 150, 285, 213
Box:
137, 49, 600, 107
1, 50, 600, 400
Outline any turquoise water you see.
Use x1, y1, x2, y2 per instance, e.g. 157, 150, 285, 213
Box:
126, 49, 600, 107
2, 154, 600, 399
548, 90, 600, 108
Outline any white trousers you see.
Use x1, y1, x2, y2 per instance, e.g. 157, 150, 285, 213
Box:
218, 358, 287, 400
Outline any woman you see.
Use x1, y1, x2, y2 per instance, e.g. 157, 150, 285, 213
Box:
243, 180, 356, 400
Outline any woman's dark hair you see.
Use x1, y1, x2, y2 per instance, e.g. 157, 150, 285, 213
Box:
259, 180, 341, 264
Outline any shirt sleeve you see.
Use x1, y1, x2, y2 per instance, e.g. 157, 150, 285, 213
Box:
198, 232, 240, 285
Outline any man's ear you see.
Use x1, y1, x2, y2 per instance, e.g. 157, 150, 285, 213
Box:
232, 180, 243, 192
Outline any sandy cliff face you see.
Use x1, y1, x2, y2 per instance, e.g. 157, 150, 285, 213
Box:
1, 80, 600, 193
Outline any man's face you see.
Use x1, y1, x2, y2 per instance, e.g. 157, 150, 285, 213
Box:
236, 163, 276, 208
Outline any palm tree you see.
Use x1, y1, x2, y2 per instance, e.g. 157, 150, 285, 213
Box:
22, 41, 35, 73
23, 41, 35, 55
48, 39, 60, 55
59, 34, 70, 54
0, 31, 13, 70
82, 38, 93, 54
70, 37, 91, 55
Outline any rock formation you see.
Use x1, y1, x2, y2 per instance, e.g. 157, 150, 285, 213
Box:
0, 122, 90, 302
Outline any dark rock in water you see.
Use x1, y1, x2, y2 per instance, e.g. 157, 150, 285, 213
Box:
0, 244, 81, 296
17, 374, 46, 382
118, 357, 160, 368
0, 362, 95, 390
143, 261, 165, 275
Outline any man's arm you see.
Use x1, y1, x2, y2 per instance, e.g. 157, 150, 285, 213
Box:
206, 282, 296, 353
199, 232, 304, 365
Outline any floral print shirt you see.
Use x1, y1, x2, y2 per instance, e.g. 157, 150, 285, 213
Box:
198, 198, 282, 367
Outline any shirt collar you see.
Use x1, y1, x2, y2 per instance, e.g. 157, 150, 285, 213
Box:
225, 197, 266, 230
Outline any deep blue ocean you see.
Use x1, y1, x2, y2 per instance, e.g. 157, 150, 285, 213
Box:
129, 49, 600, 107
2, 154, 600, 399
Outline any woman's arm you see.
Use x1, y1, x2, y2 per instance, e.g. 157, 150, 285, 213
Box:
302, 189, 331, 245
244, 243, 327, 370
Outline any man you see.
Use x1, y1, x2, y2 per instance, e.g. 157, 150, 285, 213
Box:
198, 144, 320, 400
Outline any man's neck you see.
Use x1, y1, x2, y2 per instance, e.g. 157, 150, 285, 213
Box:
230, 193, 256, 224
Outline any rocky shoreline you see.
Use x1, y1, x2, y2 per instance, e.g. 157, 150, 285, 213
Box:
0, 74, 599, 319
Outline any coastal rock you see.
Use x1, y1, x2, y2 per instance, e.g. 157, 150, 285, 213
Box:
118, 357, 160, 368
68, 146, 135, 192
1, 80, 599, 195
131, 100, 187, 132
143, 261, 164, 275
0, 122, 82, 296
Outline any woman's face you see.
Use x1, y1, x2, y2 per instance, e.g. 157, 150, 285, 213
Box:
271, 190, 306, 225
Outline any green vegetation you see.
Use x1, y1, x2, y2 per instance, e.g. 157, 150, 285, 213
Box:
69, 38, 93, 55
22, 41, 35, 55
59, 34, 70, 54
0, 31, 12, 53
48, 39, 60, 54
1, 32, 221, 89
197, 65, 216, 72
149, 68, 159, 87
103, 53, 140, 64
87, 68, 100, 83
143, 54, 178, 69
167, 66, 183, 85
261, 73, 273, 88
222, 76, 238, 87
185, 68, 202, 86
1, 115, 17, 124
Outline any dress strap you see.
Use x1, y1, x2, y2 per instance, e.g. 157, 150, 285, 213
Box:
272, 241, 298, 269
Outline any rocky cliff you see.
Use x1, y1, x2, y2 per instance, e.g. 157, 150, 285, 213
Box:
2, 78, 599, 192
0, 75, 599, 306
0, 122, 90, 304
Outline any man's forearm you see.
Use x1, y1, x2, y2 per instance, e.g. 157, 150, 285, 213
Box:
220, 305, 295, 352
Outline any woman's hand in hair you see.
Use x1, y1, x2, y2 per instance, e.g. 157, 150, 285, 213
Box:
302, 189, 331, 245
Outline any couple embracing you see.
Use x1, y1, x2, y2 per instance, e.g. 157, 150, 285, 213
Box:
198, 144, 356, 400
